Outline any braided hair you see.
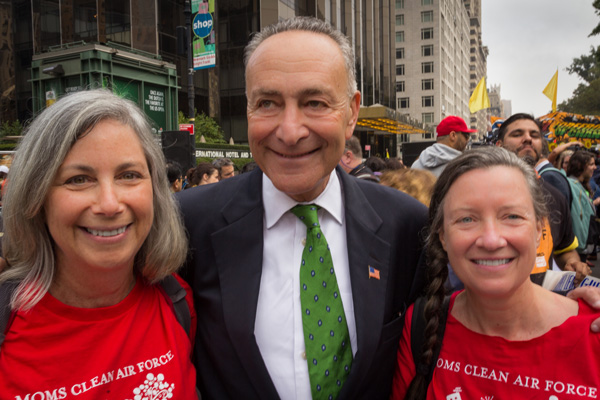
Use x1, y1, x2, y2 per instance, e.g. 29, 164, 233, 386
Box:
403, 146, 547, 399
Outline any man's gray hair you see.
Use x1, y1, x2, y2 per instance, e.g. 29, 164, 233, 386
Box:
345, 136, 362, 159
1, 89, 188, 311
211, 157, 234, 170
244, 16, 357, 97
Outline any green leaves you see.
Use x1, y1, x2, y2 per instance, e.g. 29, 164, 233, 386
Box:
177, 110, 227, 144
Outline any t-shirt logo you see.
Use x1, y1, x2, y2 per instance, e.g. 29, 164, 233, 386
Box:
446, 387, 463, 400
131, 373, 174, 399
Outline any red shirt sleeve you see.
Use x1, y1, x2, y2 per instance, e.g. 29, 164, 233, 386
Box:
390, 303, 417, 400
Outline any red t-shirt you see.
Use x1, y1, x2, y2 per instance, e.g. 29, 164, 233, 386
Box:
392, 292, 600, 400
0, 276, 197, 399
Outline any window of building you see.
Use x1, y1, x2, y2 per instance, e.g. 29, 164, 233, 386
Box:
106, 0, 132, 45
421, 11, 433, 23
74, 0, 100, 42
398, 97, 410, 109
396, 31, 405, 43
421, 28, 433, 40
396, 14, 404, 26
396, 81, 405, 92
35, 0, 61, 51
422, 113, 434, 124
422, 79, 434, 90
422, 96, 434, 107
421, 45, 433, 57
396, 48, 405, 59
422, 62, 434, 73
421, 0, 433, 5
396, 0, 404, 9
396, 64, 405, 76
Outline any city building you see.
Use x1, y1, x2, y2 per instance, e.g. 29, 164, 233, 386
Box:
502, 99, 512, 118
1, 0, 426, 154
465, 0, 489, 139
393, 0, 472, 141
489, 83, 505, 119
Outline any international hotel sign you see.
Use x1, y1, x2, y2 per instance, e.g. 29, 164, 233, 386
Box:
196, 149, 252, 159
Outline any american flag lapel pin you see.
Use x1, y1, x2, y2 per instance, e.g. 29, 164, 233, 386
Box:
368, 265, 380, 280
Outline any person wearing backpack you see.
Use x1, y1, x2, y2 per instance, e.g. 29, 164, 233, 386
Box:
0, 90, 199, 399
392, 148, 600, 399
566, 149, 600, 261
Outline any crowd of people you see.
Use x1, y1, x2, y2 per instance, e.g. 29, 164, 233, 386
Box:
0, 15, 600, 400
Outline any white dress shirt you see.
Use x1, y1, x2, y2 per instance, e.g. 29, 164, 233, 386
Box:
254, 170, 358, 399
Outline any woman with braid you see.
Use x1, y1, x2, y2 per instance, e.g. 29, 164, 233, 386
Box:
391, 147, 600, 399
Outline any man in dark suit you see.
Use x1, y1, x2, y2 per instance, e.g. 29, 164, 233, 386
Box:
177, 16, 428, 399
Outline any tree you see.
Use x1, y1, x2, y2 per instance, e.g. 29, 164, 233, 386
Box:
559, 79, 600, 115
178, 110, 227, 145
590, 0, 600, 37
559, 46, 600, 115
0, 120, 23, 138
565, 46, 600, 83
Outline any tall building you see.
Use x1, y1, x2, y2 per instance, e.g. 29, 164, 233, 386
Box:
489, 83, 504, 119
464, 0, 488, 139
502, 99, 512, 118
393, 0, 471, 140
1, 0, 412, 152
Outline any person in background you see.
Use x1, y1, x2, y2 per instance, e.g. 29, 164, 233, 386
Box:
338, 136, 379, 182
240, 161, 259, 174
0, 165, 9, 207
392, 147, 600, 399
566, 150, 599, 262
365, 156, 387, 177
192, 162, 219, 186
166, 161, 183, 193
385, 158, 405, 171
567, 150, 599, 205
212, 157, 236, 180
379, 168, 436, 207
548, 141, 582, 171
0, 89, 197, 398
182, 166, 195, 190
411, 115, 475, 178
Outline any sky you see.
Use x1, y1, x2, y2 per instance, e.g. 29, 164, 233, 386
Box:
482, 0, 600, 118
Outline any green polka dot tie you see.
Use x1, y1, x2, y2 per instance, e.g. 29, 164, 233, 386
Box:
291, 204, 352, 400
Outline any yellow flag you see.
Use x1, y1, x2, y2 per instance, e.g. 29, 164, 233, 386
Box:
543, 70, 558, 112
469, 77, 490, 113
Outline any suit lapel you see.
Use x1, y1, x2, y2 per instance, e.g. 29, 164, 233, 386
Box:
212, 170, 281, 399
337, 169, 391, 397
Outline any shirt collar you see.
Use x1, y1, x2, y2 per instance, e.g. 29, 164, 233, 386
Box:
536, 159, 550, 172
263, 170, 344, 229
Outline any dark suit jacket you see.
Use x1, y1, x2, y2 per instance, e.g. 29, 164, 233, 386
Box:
176, 166, 428, 399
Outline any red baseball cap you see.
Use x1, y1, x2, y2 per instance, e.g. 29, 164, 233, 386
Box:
436, 116, 477, 137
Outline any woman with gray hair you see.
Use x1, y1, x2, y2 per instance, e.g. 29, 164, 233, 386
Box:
0, 89, 198, 398
392, 147, 600, 399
